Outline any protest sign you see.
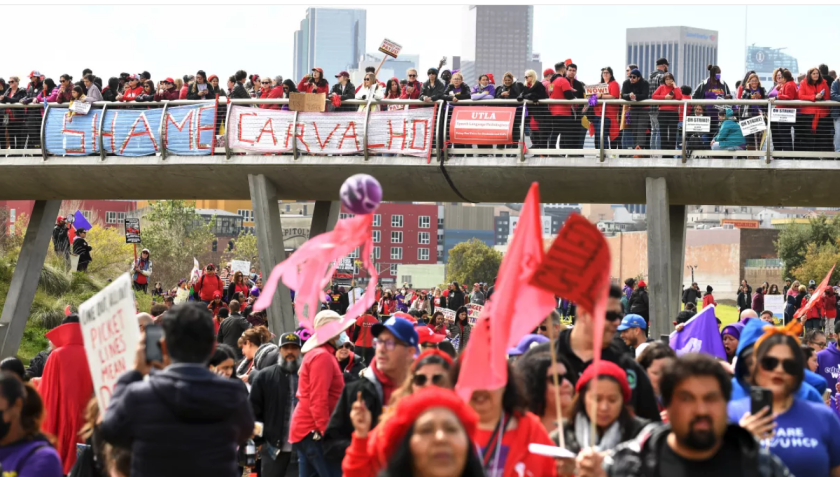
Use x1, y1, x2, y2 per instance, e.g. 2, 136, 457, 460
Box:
43, 108, 102, 156
684, 116, 711, 132
378, 38, 403, 58
289, 92, 326, 112
230, 260, 250, 276
124, 218, 141, 244
739, 116, 766, 136
69, 101, 92, 115
163, 103, 218, 155
449, 106, 516, 145
764, 294, 784, 322
770, 107, 796, 123
440, 308, 456, 322
795, 265, 835, 319
669, 305, 726, 360
78, 274, 140, 411
584, 83, 610, 96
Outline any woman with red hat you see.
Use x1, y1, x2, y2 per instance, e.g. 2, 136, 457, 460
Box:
299, 67, 329, 95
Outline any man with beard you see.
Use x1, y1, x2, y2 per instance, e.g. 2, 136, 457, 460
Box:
617, 314, 653, 357
249, 332, 302, 477
575, 353, 792, 477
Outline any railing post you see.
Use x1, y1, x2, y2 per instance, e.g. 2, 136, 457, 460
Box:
98, 104, 108, 161
681, 101, 689, 163
598, 102, 607, 162
291, 111, 299, 160
442, 103, 451, 163
434, 101, 444, 162
518, 102, 527, 162
224, 99, 234, 160
362, 102, 373, 161
159, 102, 169, 160
40, 104, 49, 161
765, 99, 773, 164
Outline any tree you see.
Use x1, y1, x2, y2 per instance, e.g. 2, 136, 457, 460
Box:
446, 238, 502, 286
776, 215, 840, 280
226, 231, 259, 266
82, 226, 135, 279
790, 240, 840, 286
139, 201, 216, 289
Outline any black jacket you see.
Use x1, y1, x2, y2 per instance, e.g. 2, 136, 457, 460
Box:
72, 236, 92, 265
420, 79, 445, 102
330, 82, 356, 112
324, 367, 385, 463
99, 365, 255, 477
555, 328, 660, 422
494, 82, 523, 99
447, 290, 465, 311
518, 81, 549, 119
603, 423, 791, 477
186, 82, 214, 101
229, 82, 251, 100
738, 291, 751, 311
681, 287, 699, 305
629, 289, 649, 317
217, 314, 251, 359
566, 77, 586, 116
24, 349, 50, 380
52, 225, 69, 253
249, 363, 296, 448
338, 353, 366, 384
442, 83, 471, 102
621, 78, 650, 106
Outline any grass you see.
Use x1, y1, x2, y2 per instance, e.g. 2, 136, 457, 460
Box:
715, 304, 740, 327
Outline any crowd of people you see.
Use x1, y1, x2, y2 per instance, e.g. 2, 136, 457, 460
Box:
3, 59, 840, 154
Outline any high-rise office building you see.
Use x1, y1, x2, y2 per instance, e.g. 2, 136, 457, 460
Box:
746, 45, 798, 85
461, 6, 533, 86
626, 27, 718, 90
294, 8, 366, 81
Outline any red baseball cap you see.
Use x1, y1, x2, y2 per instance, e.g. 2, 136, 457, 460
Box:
164, 77, 175, 84
28, 70, 41, 78
416, 325, 445, 344
213, 291, 222, 298
393, 312, 416, 324
335, 71, 350, 78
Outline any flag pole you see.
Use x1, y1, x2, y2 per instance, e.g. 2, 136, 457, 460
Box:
546, 318, 565, 448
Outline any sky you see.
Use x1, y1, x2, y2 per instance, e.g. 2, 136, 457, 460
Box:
2, 5, 840, 88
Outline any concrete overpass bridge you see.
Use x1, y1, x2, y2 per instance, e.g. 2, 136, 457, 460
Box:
1, 97, 838, 356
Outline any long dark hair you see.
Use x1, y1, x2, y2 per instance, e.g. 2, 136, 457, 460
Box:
516, 343, 575, 417
806, 67, 825, 86
380, 425, 485, 477
750, 334, 805, 393
601, 66, 615, 83
385, 78, 401, 98
571, 375, 638, 441
0, 375, 45, 438
707, 65, 721, 85
455, 306, 469, 324
43, 78, 56, 96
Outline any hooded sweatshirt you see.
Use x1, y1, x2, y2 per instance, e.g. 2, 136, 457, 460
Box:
0, 435, 62, 477
817, 342, 840, 408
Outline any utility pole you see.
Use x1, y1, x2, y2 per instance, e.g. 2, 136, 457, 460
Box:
687, 264, 698, 284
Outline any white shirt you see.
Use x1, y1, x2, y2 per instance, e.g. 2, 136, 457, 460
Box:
634, 341, 651, 358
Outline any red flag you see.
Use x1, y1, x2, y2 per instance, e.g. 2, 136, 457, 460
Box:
795, 264, 835, 319
456, 183, 556, 400
530, 213, 611, 363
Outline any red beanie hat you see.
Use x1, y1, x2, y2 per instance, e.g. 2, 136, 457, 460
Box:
575, 361, 631, 403
375, 387, 478, 463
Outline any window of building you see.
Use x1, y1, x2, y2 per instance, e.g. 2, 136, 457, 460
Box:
372, 230, 381, 243
419, 216, 430, 228
390, 264, 398, 276
340, 213, 355, 220
212, 239, 218, 252
348, 247, 359, 259
392, 215, 403, 228
81, 210, 92, 220
418, 232, 430, 244
105, 211, 126, 224
373, 214, 381, 227
437, 249, 443, 260
391, 231, 403, 244
391, 247, 403, 260
438, 217, 444, 228
418, 248, 430, 261
237, 209, 254, 222
373, 246, 380, 260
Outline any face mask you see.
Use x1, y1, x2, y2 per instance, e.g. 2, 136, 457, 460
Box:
715, 74, 721, 81
336, 331, 349, 347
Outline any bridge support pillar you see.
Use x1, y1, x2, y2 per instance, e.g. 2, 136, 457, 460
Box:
248, 174, 295, 337
310, 201, 340, 239
645, 178, 685, 340
0, 200, 61, 358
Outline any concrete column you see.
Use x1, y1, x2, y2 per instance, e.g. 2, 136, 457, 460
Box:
248, 174, 295, 336
645, 178, 672, 340
0, 200, 61, 358
669, 205, 687, 321
310, 201, 340, 238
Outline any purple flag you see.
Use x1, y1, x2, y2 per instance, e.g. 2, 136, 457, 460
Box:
73, 210, 93, 231
669, 305, 726, 360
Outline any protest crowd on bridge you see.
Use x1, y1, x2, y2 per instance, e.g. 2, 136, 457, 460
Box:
2, 56, 840, 477
2, 56, 840, 156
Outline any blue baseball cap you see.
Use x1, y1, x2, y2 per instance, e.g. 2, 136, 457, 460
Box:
372, 316, 419, 350
617, 314, 647, 331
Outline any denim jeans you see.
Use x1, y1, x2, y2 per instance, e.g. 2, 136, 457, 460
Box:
711, 142, 741, 151
294, 434, 341, 477
650, 112, 661, 149
804, 318, 822, 332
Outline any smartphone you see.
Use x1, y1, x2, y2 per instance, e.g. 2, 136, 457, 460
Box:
660, 334, 670, 345
145, 324, 164, 363
750, 386, 773, 415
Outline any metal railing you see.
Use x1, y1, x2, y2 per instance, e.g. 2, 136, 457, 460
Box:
2, 97, 840, 164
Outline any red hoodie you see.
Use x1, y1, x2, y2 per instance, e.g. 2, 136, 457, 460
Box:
798, 80, 831, 127
290, 345, 344, 443
652, 84, 684, 111
261, 85, 285, 110
194, 273, 224, 302
40, 323, 94, 474
120, 86, 144, 102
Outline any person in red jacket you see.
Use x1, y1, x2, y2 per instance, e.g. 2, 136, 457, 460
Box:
400, 68, 422, 105
153, 77, 179, 101
592, 66, 622, 150
823, 286, 838, 339
800, 284, 824, 332
651, 72, 683, 154
39, 315, 93, 474
292, 310, 349, 477
194, 263, 225, 304
547, 62, 575, 150
116, 74, 143, 102
261, 75, 285, 110
702, 285, 717, 308
773, 68, 798, 151
300, 67, 329, 95
798, 67, 832, 152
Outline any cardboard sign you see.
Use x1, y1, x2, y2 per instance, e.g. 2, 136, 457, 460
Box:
770, 107, 796, 123
739, 116, 766, 136
441, 306, 478, 325
584, 83, 610, 96
69, 101, 92, 115
764, 294, 784, 321
78, 274, 140, 411
124, 218, 141, 244
440, 308, 456, 322
468, 303, 483, 319
685, 116, 711, 133
449, 106, 516, 145
378, 38, 403, 58
289, 92, 326, 112
230, 260, 250, 276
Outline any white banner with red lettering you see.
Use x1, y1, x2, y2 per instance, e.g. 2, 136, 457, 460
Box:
227, 105, 435, 159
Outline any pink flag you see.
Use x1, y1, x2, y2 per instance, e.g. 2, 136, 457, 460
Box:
456, 183, 557, 401
254, 214, 379, 330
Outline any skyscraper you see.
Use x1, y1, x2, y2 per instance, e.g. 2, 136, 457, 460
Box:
626, 27, 718, 90
746, 45, 798, 85
293, 8, 366, 82
461, 5, 534, 86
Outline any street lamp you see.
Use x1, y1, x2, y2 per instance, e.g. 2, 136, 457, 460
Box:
687, 265, 698, 284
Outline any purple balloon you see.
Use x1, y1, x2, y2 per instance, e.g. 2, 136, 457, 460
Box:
340, 174, 382, 215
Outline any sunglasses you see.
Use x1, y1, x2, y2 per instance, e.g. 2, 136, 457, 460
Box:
261, 81, 270, 85
364, 79, 371, 82
606, 311, 624, 322
9, 80, 16, 84
759, 356, 798, 375
341, 342, 353, 350
408, 74, 417, 77
413, 373, 446, 387
629, 75, 639, 79
546, 374, 567, 385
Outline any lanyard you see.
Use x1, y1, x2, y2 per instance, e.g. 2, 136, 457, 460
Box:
477, 413, 507, 476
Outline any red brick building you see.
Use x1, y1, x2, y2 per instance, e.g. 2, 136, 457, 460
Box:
0, 200, 137, 232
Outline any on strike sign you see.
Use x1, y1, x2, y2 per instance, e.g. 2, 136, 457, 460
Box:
449, 106, 516, 145
78, 274, 140, 411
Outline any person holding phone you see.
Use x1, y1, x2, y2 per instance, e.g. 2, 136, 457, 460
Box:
651, 72, 683, 155
798, 67, 833, 152
187, 70, 212, 100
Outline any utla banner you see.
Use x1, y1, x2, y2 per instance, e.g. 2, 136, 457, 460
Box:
669, 305, 726, 360
78, 274, 140, 411
449, 106, 516, 145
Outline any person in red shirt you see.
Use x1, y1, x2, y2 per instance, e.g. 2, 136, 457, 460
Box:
300, 67, 330, 95
208, 291, 228, 318
592, 66, 622, 150
428, 311, 448, 336
400, 68, 422, 102
651, 72, 683, 153
773, 68, 798, 151
226, 270, 250, 303
352, 304, 380, 363
702, 285, 717, 308
801, 284, 824, 332
116, 74, 143, 102
822, 287, 837, 339
194, 264, 225, 304
798, 67, 832, 152
547, 62, 576, 150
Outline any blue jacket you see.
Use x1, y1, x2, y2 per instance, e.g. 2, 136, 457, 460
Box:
471, 83, 496, 100
713, 118, 746, 148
